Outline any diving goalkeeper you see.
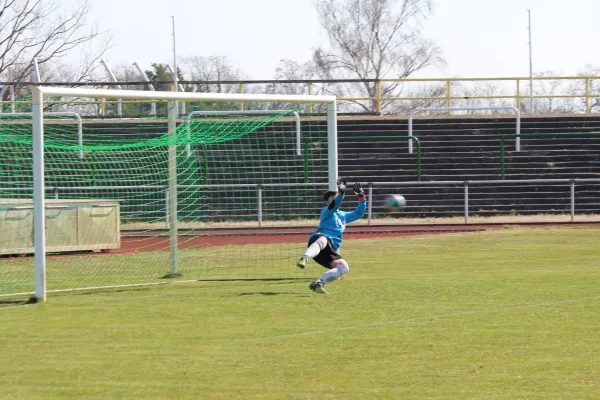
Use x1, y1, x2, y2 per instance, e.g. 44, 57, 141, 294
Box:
296, 178, 367, 294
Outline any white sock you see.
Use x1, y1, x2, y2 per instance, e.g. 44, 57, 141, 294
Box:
319, 263, 349, 284
303, 236, 328, 259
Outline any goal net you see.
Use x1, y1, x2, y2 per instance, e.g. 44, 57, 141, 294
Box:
0, 87, 338, 301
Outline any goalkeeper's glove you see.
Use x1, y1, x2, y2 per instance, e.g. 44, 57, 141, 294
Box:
337, 177, 347, 195
353, 182, 366, 201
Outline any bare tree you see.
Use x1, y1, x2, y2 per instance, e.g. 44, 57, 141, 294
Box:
575, 65, 600, 113
182, 55, 245, 94
530, 71, 580, 114
0, 0, 110, 86
313, 0, 444, 113
451, 82, 516, 113
265, 58, 316, 96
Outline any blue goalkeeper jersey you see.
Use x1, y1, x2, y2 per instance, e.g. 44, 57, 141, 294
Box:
309, 193, 367, 253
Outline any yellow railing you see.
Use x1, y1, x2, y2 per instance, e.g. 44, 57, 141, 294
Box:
1, 76, 599, 116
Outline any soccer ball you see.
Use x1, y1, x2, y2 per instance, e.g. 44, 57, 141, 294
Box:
385, 194, 406, 212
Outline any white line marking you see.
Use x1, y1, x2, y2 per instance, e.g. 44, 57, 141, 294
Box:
2, 295, 598, 343
229, 295, 600, 343
0, 304, 35, 311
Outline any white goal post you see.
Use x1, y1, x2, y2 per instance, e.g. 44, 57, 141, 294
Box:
31, 87, 338, 302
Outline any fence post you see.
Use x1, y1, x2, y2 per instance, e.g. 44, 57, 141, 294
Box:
367, 183, 373, 225
239, 83, 244, 111
375, 80, 382, 114
570, 179, 575, 222
585, 78, 590, 113
165, 190, 170, 228
516, 79, 521, 111
446, 80, 452, 113
464, 181, 469, 224
257, 184, 263, 228
308, 82, 313, 114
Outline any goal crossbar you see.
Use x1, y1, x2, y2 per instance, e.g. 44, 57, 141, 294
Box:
33, 86, 336, 103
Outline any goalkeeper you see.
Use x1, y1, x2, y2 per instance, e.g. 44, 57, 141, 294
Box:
296, 178, 367, 294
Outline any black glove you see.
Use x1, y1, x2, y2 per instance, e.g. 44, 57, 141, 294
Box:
337, 177, 346, 195
353, 182, 366, 200
353, 182, 364, 195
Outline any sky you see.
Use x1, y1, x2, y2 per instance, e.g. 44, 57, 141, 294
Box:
85, 0, 600, 80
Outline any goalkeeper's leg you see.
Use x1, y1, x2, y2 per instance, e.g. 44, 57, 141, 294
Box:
297, 236, 328, 269
319, 259, 349, 284
310, 259, 349, 294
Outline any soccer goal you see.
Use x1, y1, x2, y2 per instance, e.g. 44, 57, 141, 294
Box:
0, 87, 338, 301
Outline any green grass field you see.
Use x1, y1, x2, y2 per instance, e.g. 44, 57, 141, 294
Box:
1, 227, 600, 399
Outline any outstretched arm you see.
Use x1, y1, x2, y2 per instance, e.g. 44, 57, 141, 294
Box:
323, 178, 347, 216
345, 182, 367, 223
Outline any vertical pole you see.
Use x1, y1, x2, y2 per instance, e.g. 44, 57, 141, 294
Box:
464, 181, 469, 224
100, 84, 106, 117
100, 59, 122, 117
239, 83, 244, 111
133, 61, 157, 116
168, 100, 179, 275
169, 16, 180, 275
516, 79, 521, 111
327, 101, 338, 190
171, 16, 179, 116
165, 190, 170, 228
303, 141, 309, 183
446, 80, 452, 112
367, 184, 373, 225
528, 10, 534, 114
32, 58, 41, 82
585, 78, 590, 113
376, 80, 382, 114
408, 112, 414, 154
76, 115, 84, 159
257, 185, 263, 228
308, 82, 314, 113
7, 69, 15, 113
516, 109, 522, 152
570, 180, 575, 222
32, 87, 46, 302
10, 85, 15, 113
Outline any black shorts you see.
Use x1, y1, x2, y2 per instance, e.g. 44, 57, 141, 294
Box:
308, 234, 342, 269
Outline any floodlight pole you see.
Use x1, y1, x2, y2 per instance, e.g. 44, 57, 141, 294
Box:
167, 64, 185, 115
132, 62, 157, 116
528, 10, 534, 114
100, 59, 123, 117
32, 58, 41, 82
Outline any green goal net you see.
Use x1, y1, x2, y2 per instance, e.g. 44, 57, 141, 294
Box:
0, 88, 338, 300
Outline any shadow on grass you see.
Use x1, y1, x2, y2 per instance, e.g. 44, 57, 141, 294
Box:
74, 286, 154, 296
0, 297, 38, 307
238, 291, 312, 297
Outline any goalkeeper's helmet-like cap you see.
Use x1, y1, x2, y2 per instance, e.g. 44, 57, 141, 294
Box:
323, 190, 337, 201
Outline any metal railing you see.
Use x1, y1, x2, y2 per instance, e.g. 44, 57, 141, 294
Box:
2, 75, 600, 115
2, 178, 599, 227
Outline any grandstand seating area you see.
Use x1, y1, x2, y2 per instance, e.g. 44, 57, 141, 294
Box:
80, 114, 600, 218
337, 114, 600, 182
3, 114, 598, 220
336, 114, 600, 217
